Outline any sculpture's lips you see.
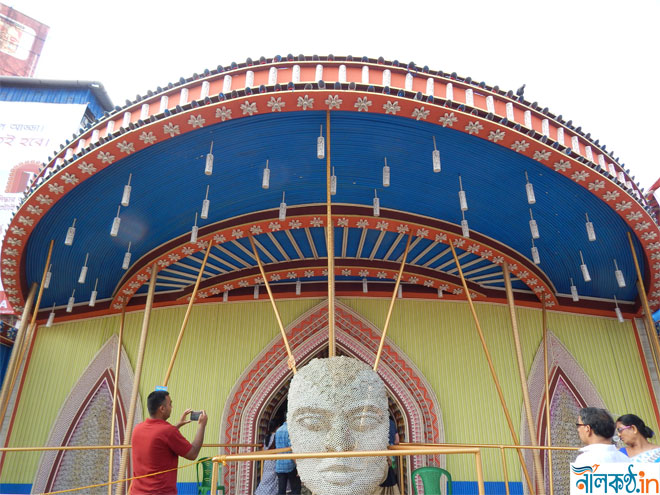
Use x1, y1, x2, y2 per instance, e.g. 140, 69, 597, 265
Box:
319, 464, 360, 474
319, 463, 361, 485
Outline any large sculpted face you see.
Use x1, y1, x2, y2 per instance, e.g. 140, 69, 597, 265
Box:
287, 356, 389, 495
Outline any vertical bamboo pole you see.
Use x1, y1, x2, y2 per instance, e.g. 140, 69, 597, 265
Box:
108, 306, 126, 495
542, 304, 554, 495
211, 460, 219, 495
163, 240, 213, 386
474, 450, 485, 495
249, 237, 297, 373
502, 263, 544, 495
398, 455, 404, 494
374, 234, 412, 371
628, 232, 660, 372
500, 447, 510, 495
0, 239, 53, 429
116, 263, 158, 495
325, 111, 336, 357
448, 242, 534, 494
0, 283, 36, 424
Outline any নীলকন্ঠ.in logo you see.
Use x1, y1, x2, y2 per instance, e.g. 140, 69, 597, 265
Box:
570, 463, 660, 493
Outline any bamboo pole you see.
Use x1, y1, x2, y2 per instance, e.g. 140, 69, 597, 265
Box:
326, 111, 336, 357
500, 447, 510, 495
0, 282, 36, 425
108, 306, 126, 495
116, 263, 158, 495
542, 305, 554, 495
211, 459, 220, 495
448, 242, 535, 494
0, 443, 260, 452
0, 239, 53, 430
163, 240, 213, 386
627, 232, 660, 374
502, 263, 544, 495
248, 237, 297, 373
398, 455, 404, 494
374, 234, 412, 371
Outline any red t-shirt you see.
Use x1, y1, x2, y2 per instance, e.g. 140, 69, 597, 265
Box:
130, 418, 192, 494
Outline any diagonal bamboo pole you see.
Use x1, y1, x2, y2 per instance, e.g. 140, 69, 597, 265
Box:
163, 240, 214, 386
0, 283, 36, 427
502, 263, 544, 495
500, 446, 511, 495
374, 234, 412, 371
116, 263, 158, 495
249, 237, 297, 373
542, 304, 554, 495
108, 306, 126, 495
0, 239, 53, 432
627, 232, 660, 375
448, 242, 534, 494
325, 111, 336, 357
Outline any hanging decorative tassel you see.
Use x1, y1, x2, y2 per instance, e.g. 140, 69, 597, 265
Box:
110, 205, 121, 237
579, 251, 591, 282
78, 253, 89, 284
205, 141, 214, 175
317, 125, 325, 159
613, 259, 626, 288
570, 278, 579, 302
201, 185, 210, 219
585, 212, 596, 241
66, 289, 76, 313
191, 212, 199, 243
525, 171, 536, 204
458, 175, 468, 211
121, 173, 132, 207
46, 303, 56, 327
432, 136, 441, 173
122, 242, 132, 270
262, 159, 270, 189
382, 157, 390, 187
65, 218, 76, 246
373, 189, 380, 217
89, 278, 98, 307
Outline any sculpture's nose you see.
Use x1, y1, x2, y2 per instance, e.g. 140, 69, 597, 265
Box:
324, 416, 355, 452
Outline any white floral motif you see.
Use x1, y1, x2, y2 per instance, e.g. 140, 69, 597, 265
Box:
270, 274, 281, 281
182, 246, 195, 255
2, 259, 16, 266
139, 132, 157, 144
553, 160, 571, 172
359, 270, 369, 278
310, 217, 323, 227
239, 280, 249, 287
423, 280, 435, 287
6, 238, 20, 246
4, 248, 18, 257
417, 228, 429, 238
113, 304, 123, 310
453, 288, 464, 295
137, 273, 149, 282
511, 140, 530, 152
337, 218, 349, 227
435, 233, 448, 242
397, 224, 410, 234
289, 219, 302, 229
254, 276, 264, 284
210, 288, 221, 295
382, 101, 400, 115
322, 269, 328, 276
325, 95, 343, 109
649, 242, 660, 250
488, 130, 505, 143
481, 249, 493, 258
129, 282, 140, 289
377, 271, 387, 279
466, 244, 480, 253
626, 211, 643, 221
615, 201, 632, 211
268, 222, 281, 231
250, 225, 263, 235
97, 151, 115, 164
296, 96, 314, 110
4, 287, 17, 295
603, 190, 621, 201
4, 278, 16, 285
304, 270, 315, 278
654, 263, 660, 270
453, 238, 465, 248
588, 180, 605, 191
223, 284, 234, 291
48, 183, 64, 194
412, 107, 430, 121
635, 221, 651, 231
571, 170, 589, 182
232, 228, 244, 238
408, 276, 419, 284
188, 115, 205, 128
533, 150, 551, 161
163, 123, 180, 137
642, 232, 658, 241
341, 269, 352, 276
465, 121, 483, 135
356, 219, 369, 229
2, 268, 15, 276
78, 162, 97, 174
117, 141, 135, 154
216, 107, 232, 121
26, 205, 42, 215
10, 226, 25, 235
241, 101, 258, 115
287, 272, 297, 279
528, 278, 539, 286
354, 97, 372, 112
17, 216, 33, 226
652, 253, 660, 260
492, 256, 504, 264
534, 286, 544, 293
439, 112, 458, 127
267, 97, 285, 112
197, 240, 209, 249
61, 172, 79, 185
508, 263, 518, 272
519, 271, 530, 280
157, 259, 170, 267
168, 253, 180, 262
213, 234, 226, 243
376, 221, 389, 231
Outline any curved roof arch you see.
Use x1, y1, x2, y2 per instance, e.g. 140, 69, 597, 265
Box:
3, 56, 658, 320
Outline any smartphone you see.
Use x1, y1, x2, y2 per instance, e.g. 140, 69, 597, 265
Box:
190, 411, 201, 421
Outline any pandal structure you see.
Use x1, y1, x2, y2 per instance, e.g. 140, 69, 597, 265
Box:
0, 55, 659, 495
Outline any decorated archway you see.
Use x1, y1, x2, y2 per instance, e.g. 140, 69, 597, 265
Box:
219, 300, 444, 494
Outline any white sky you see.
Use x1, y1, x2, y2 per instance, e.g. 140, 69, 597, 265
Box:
7, 0, 660, 190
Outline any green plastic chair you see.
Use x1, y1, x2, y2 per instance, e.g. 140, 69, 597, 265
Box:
412, 466, 453, 495
196, 457, 225, 495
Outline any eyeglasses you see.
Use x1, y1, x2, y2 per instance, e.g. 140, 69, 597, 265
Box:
576, 423, 588, 428
617, 426, 632, 434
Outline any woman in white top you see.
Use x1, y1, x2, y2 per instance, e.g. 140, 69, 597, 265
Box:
616, 414, 660, 463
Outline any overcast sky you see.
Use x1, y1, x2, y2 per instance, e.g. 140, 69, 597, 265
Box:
8, 0, 660, 190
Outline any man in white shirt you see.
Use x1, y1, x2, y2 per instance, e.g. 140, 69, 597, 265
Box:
575, 407, 629, 465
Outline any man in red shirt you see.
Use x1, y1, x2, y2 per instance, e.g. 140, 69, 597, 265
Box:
130, 390, 208, 494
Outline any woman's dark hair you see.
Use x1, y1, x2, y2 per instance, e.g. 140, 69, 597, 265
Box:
617, 414, 655, 439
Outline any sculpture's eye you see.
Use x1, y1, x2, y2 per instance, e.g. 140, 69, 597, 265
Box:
292, 407, 333, 432
348, 406, 385, 432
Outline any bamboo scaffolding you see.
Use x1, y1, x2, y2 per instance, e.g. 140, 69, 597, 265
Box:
374, 234, 412, 371
326, 111, 336, 357
116, 264, 157, 495
249, 237, 297, 373
448, 242, 535, 494
0, 239, 53, 434
500, 447, 511, 495
627, 232, 660, 375
542, 304, 554, 495
396, 442, 579, 452
0, 443, 261, 452
502, 263, 544, 495
108, 306, 126, 495
163, 239, 214, 386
